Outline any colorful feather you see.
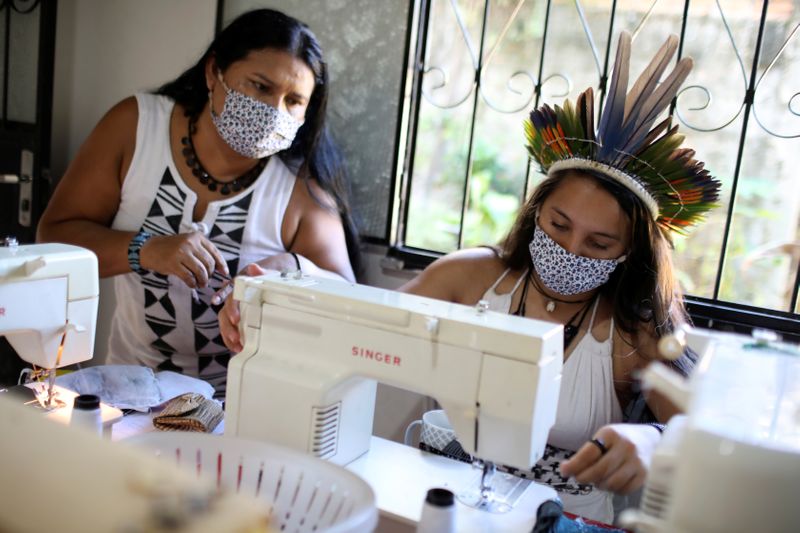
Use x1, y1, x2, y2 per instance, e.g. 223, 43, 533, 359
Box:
623, 35, 678, 127
618, 57, 693, 160
523, 31, 721, 234
597, 32, 631, 161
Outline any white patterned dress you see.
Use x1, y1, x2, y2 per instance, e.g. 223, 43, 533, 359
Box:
482, 268, 624, 524
106, 93, 297, 394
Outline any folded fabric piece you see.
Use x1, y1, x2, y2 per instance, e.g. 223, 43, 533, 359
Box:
56, 365, 160, 411
153, 392, 223, 433
55, 365, 216, 412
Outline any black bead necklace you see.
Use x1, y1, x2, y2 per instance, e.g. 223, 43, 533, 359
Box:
180, 114, 266, 196
528, 270, 594, 313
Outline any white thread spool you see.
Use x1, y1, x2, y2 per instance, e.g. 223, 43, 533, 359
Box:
70, 394, 102, 436
417, 488, 455, 533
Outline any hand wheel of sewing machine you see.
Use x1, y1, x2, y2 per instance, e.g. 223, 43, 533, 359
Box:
126, 432, 378, 533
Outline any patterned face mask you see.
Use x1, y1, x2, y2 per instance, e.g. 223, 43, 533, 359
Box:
211, 75, 303, 159
529, 224, 625, 296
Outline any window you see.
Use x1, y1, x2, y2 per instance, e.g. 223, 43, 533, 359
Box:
393, 0, 800, 333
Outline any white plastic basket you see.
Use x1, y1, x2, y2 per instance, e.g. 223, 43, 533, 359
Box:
127, 432, 378, 533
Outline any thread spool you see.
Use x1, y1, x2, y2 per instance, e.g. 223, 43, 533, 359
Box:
70, 394, 102, 436
417, 487, 455, 533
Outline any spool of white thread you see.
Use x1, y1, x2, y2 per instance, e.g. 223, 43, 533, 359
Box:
417, 488, 455, 533
70, 394, 102, 436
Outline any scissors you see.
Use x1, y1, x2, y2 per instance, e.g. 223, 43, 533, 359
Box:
184, 221, 232, 305
210, 271, 234, 305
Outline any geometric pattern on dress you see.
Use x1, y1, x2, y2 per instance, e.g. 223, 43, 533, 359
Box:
143, 168, 186, 236
190, 191, 253, 383
209, 191, 253, 260
139, 168, 187, 373
134, 164, 257, 388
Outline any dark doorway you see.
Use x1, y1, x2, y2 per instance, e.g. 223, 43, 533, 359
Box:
0, 0, 56, 386
0, 0, 57, 245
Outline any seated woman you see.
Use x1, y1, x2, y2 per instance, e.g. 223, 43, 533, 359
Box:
37, 9, 359, 395
401, 32, 720, 523
219, 30, 720, 524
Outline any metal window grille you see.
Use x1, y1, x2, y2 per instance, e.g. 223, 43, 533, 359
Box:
392, 0, 799, 338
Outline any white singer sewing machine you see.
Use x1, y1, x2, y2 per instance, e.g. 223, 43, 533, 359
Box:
226, 271, 563, 468
621, 328, 800, 532
0, 242, 120, 429
225, 271, 563, 530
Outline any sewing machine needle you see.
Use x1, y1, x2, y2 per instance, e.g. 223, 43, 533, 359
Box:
47, 327, 67, 407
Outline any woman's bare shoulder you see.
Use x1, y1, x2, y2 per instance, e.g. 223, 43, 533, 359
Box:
293, 174, 338, 210
399, 247, 506, 302
100, 96, 139, 129
426, 247, 508, 278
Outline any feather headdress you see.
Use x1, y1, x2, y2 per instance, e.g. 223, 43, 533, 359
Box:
524, 32, 721, 234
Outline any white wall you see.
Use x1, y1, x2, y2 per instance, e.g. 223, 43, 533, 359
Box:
50, 2, 428, 444
51, 0, 216, 371
52, 0, 217, 178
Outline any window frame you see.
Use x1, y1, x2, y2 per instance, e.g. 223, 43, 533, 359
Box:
388, 0, 800, 340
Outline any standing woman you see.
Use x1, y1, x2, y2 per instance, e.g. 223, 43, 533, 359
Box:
38, 9, 359, 394
401, 32, 720, 523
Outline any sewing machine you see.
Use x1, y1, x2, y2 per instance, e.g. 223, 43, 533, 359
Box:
0, 241, 98, 369
620, 328, 800, 532
222, 271, 562, 531
0, 241, 121, 428
0, 243, 273, 532
223, 271, 800, 531
225, 271, 563, 470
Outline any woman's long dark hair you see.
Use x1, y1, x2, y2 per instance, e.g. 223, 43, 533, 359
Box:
156, 9, 360, 274
502, 168, 696, 376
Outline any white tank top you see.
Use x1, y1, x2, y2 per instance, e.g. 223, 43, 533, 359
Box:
482, 268, 623, 523
106, 93, 296, 393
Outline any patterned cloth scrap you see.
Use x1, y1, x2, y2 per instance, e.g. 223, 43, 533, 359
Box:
153, 392, 223, 432
419, 440, 595, 496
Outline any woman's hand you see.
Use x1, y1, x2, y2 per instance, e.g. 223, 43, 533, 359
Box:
140, 232, 227, 288
219, 263, 266, 353
559, 423, 662, 494
218, 252, 340, 352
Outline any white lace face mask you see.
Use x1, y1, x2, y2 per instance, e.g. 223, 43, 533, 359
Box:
529, 224, 625, 296
211, 75, 303, 159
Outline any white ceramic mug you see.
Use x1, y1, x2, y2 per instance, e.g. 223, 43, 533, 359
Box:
404, 409, 456, 452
